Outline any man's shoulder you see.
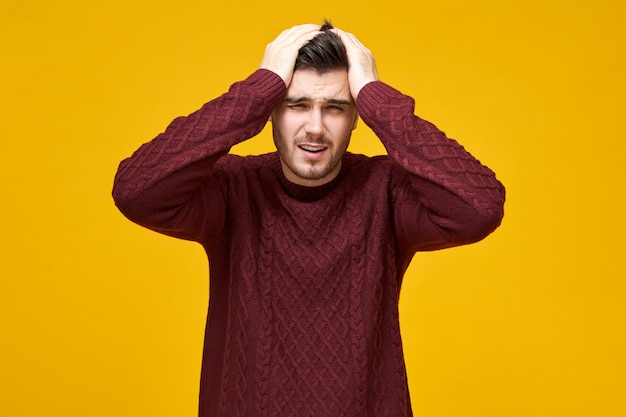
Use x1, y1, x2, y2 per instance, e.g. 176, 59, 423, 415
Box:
212, 153, 280, 188
216, 152, 277, 171
342, 152, 406, 189
344, 152, 393, 172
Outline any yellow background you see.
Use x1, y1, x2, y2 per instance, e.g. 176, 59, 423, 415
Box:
2, 0, 624, 416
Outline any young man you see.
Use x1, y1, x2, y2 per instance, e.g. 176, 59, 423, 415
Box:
113, 22, 505, 417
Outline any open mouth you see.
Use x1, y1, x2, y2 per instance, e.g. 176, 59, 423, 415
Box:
298, 145, 327, 153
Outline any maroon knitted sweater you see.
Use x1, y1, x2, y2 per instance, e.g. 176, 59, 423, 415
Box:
113, 69, 505, 417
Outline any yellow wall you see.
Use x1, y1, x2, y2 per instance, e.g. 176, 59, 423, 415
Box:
2, 1, 624, 416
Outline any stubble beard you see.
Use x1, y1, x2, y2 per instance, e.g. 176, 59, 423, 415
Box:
274, 133, 350, 183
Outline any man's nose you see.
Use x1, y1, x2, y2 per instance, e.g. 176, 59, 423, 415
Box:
304, 108, 324, 137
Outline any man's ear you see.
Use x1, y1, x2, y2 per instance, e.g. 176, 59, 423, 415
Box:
352, 112, 359, 130
268, 114, 272, 123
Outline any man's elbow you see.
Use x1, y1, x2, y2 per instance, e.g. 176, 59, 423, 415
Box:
458, 195, 505, 245
111, 178, 151, 225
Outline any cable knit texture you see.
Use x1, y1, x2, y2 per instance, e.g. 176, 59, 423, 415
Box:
113, 69, 505, 417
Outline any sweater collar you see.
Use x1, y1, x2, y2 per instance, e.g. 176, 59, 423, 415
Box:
270, 153, 354, 201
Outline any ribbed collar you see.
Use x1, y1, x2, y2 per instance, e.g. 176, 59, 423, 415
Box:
270, 153, 355, 202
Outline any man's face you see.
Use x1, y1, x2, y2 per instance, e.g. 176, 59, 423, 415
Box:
271, 68, 357, 187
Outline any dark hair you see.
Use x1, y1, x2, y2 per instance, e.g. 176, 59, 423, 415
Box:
294, 20, 348, 73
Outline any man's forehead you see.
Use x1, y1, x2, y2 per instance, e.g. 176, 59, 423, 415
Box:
287, 69, 353, 102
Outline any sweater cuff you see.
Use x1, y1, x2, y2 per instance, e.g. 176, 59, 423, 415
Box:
244, 69, 287, 110
357, 81, 408, 110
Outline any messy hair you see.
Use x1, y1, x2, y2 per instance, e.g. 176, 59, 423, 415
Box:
294, 20, 348, 73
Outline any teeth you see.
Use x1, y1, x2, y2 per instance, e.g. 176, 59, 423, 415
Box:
300, 145, 325, 152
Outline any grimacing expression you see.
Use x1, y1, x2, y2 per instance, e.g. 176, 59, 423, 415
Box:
271, 69, 358, 187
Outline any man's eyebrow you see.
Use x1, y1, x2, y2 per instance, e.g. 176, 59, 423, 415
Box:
284, 97, 309, 103
326, 98, 353, 105
284, 97, 353, 105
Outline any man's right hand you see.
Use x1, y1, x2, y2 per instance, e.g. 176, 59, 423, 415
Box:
259, 24, 322, 86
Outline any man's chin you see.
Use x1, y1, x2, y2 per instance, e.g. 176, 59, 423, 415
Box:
281, 161, 338, 186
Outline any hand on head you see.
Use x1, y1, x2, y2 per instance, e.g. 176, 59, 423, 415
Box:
259, 22, 379, 99
259, 24, 322, 86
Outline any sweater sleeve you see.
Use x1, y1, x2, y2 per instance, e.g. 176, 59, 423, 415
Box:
112, 69, 286, 242
356, 81, 506, 252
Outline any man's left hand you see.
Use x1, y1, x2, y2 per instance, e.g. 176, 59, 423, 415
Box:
334, 29, 379, 99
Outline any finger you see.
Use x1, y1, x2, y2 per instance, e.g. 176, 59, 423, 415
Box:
274, 24, 322, 45
260, 24, 323, 84
334, 29, 370, 56
332, 29, 378, 98
266, 26, 322, 58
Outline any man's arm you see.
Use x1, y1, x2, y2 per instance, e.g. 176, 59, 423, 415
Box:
112, 71, 285, 241
364, 83, 505, 251
112, 25, 325, 241
337, 29, 505, 251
